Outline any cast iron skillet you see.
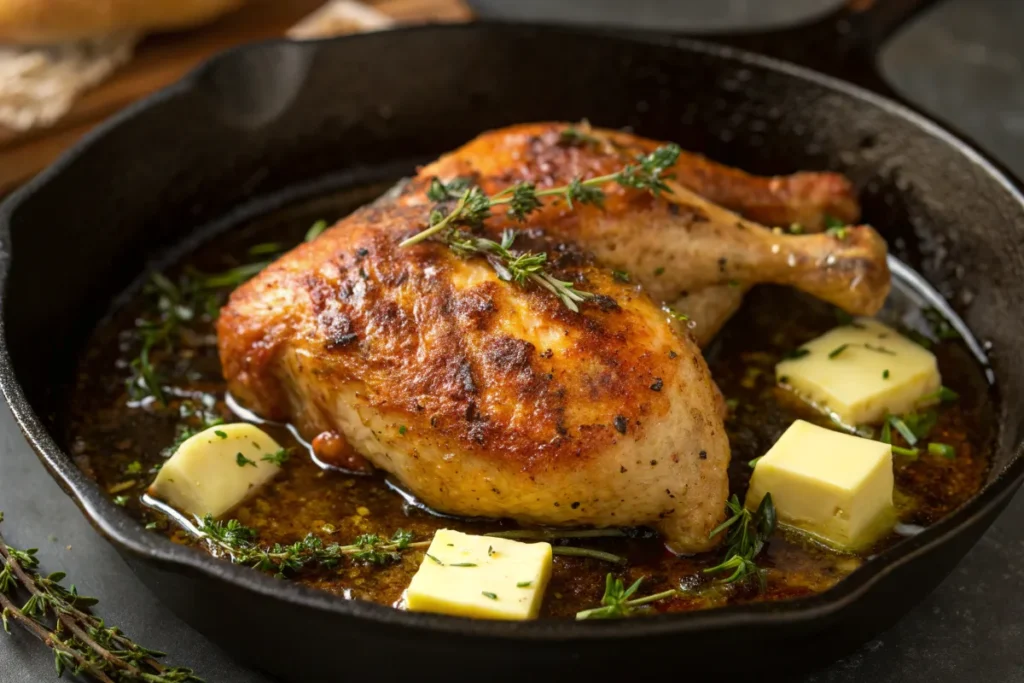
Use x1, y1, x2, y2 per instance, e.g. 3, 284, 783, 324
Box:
2, 1, 1023, 680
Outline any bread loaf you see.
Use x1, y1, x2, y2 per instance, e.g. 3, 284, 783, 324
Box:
0, 0, 246, 44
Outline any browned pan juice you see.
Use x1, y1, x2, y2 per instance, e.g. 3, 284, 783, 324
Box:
64, 179, 997, 618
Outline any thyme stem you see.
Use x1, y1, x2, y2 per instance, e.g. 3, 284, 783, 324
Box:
551, 547, 626, 564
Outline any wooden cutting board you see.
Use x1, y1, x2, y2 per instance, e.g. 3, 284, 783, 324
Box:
0, 0, 472, 197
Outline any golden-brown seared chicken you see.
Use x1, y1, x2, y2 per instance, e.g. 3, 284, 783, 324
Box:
219, 211, 730, 553
412, 123, 882, 345
218, 122, 887, 554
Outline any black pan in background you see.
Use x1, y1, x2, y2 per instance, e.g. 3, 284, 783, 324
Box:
1, 1, 1022, 680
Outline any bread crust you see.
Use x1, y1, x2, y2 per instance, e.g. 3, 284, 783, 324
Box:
0, 0, 246, 44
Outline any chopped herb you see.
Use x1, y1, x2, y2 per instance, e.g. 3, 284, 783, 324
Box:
863, 343, 896, 355
823, 215, 845, 229
748, 456, 763, 469
517, 581, 533, 588
305, 219, 328, 242
235, 452, 256, 467
398, 425, 408, 436
828, 343, 850, 359
449, 562, 478, 568
248, 242, 284, 256
612, 269, 631, 283
880, 419, 892, 444
826, 225, 849, 240
481, 591, 499, 600
784, 347, 811, 360
145, 521, 159, 530
112, 495, 129, 507
928, 442, 956, 459
214, 430, 227, 439
919, 386, 959, 404
892, 445, 920, 459
261, 448, 290, 466
124, 460, 143, 474
883, 369, 890, 379
487, 545, 495, 557
654, 267, 665, 276
425, 553, 444, 565
728, 279, 741, 288
789, 223, 804, 234
887, 415, 919, 446
575, 574, 677, 620
725, 398, 740, 412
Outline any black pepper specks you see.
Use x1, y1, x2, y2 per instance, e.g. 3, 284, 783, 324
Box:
718, 257, 728, 273
613, 415, 628, 434
650, 378, 663, 392
356, 247, 369, 259
699, 450, 707, 460
669, 350, 678, 359
571, 501, 580, 510
619, 465, 627, 474
650, 459, 658, 466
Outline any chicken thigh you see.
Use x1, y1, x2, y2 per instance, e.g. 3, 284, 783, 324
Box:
219, 211, 730, 553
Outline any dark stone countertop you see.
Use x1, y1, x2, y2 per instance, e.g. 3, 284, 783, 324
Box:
2, 0, 1023, 680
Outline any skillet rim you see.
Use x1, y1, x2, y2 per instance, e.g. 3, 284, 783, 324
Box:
0, 20, 1022, 641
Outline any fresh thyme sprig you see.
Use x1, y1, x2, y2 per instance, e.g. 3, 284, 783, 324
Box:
575, 573, 677, 620
0, 512, 202, 682
128, 219, 328, 405
447, 229, 594, 311
703, 493, 776, 589
399, 144, 681, 310
196, 516, 429, 578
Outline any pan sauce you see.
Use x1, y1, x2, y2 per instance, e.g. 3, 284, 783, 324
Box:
64, 179, 996, 618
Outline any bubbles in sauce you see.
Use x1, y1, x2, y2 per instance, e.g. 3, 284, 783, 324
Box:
62, 179, 996, 618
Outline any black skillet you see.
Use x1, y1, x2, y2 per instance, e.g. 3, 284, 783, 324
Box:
2, 0, 1023, 680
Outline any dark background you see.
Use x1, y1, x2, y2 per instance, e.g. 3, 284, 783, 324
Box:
2, 0, 1023, 680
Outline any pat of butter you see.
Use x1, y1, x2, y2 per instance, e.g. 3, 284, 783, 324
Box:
776, 318, 940, 426
406, 529, 552, 620
148, 423, 284, 518
746, 420, 895, 551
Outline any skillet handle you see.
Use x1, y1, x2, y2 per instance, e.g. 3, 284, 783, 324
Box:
690, 0, 942, 99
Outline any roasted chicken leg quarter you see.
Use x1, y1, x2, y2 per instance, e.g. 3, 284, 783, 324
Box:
219, 210, 731, 553
218, 122, 890, 554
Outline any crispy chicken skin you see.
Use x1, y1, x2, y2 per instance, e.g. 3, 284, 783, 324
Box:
219, 122, 885, 553
219, 209, 730, 553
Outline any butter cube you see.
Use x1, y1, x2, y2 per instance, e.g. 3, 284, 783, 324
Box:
406, 529, 552, 620
746, 420, 895, 551
148, 423, 284, 518
776, 318, 940, 426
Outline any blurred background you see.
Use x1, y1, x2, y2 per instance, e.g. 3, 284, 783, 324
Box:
1, 1, 1023, 681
